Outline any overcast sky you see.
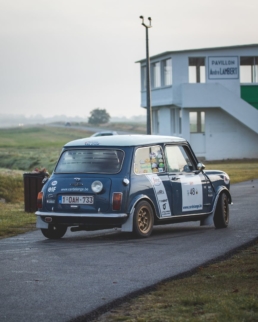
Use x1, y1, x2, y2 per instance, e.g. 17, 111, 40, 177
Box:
0, 0, 257, 119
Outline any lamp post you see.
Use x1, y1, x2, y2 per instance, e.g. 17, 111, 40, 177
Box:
140, 16, 152, 135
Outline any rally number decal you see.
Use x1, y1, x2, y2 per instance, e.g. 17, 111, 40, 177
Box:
181, 175, 203, 212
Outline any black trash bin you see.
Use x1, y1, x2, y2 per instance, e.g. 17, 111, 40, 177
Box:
23, 173, 46, 212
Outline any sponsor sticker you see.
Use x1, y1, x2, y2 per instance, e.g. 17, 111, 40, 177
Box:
84, 141, 100, 146
48, 187, 56, 193
145, 174, 172, 218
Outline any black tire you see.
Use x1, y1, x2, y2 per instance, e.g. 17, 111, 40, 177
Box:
133, 201, 154, 238
214, 192, 229, 229
41, 225, 67, 239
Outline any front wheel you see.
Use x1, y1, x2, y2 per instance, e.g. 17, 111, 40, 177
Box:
214, 192, 229, 229
41, 225, 67, 239
133, 201, 154, 238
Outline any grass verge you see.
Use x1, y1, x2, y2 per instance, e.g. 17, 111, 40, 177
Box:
0, 170, 36, 238
0, 203, 36, 238
205, 159, 258, 184
93, 240, 258, 322
0, 125, 92, 148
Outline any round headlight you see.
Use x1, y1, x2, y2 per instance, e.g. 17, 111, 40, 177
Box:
91, 180, 103, 193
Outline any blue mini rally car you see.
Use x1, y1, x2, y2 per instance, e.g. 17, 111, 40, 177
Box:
36, 135, 232, 239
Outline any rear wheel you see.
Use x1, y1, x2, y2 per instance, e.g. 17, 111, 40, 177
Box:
41, 225, 67, 239
214, 193, 229, 228
133, 201, 154, 238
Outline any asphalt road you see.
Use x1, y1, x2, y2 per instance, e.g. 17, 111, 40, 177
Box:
0, 179, 257, 322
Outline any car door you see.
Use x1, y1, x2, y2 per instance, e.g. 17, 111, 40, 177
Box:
164, 144, 209, 216
133, 145, 173, 218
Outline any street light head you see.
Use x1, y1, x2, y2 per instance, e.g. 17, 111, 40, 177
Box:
140, 15, 152, 28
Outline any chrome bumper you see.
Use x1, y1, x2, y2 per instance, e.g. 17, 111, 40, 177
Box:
35, 211, 128, 218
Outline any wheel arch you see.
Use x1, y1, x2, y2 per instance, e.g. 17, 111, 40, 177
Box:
212, 186, 232, 216
213, 188, 230, 228
201, 187, 231, 226
121, 194, 158, 232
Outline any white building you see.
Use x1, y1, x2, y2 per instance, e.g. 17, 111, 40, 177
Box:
137, 44, 258, 160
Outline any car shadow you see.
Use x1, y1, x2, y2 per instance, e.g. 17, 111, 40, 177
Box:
37, 222, 214, 246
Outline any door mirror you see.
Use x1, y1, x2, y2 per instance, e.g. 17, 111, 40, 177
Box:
197, 162, 205, 171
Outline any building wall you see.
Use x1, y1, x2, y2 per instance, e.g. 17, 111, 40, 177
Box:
152, 105, 258, 160
158, 107, 171, 135
181, 83, 258, 134
204, 109, 258, 160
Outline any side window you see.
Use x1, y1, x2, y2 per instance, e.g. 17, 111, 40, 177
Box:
165, 145, 195, 173
189, 57, 206, 83
134, 146, 165, 174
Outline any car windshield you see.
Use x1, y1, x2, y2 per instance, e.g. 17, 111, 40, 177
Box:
55, 149, 124, 174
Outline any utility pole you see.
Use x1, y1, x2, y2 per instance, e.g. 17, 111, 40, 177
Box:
140, 16, 152, 135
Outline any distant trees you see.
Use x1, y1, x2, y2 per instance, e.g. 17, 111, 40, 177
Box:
88, 108, 110, 125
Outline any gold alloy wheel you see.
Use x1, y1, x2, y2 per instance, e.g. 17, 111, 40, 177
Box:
137, 206, 152, 234
133, 200, 154, 237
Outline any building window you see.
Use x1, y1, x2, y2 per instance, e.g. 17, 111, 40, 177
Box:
163, 58, 172, 86
190, 111, 205, 133
152, 62, 161, 88
141, 66, 146, 90
240, 57, 258, 83
189, 58, 206, 83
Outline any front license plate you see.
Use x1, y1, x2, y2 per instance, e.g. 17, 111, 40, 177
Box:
58, 195, 94, 204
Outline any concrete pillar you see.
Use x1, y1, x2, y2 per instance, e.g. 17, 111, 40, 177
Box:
158, 107, 171, 135
181, 109, 190, 141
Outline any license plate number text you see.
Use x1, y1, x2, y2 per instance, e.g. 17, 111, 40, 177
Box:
59, 195, 94, 204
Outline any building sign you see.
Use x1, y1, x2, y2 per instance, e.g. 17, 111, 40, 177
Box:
208, 56, 239, 79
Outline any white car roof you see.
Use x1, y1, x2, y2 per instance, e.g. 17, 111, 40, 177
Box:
64, 135, 186, 147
